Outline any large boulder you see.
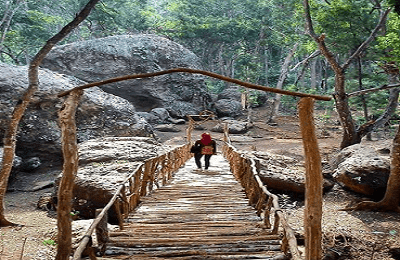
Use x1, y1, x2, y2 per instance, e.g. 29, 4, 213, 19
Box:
41, 34, 210, 116
211, 119, 250, 134
331, 141, 391, 198
60, 137, 167, 221
214, 99, 243, 118
248, 151, 334, 194
0, 62, 153, 162
218, 85, 268, 108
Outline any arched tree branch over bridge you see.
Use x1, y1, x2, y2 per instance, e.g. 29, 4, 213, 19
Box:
58, 67, 332, 101
58, 68, 330, 260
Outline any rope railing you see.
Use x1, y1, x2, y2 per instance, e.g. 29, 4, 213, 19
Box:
72, 143, 192, 260
222, 142, 302, 260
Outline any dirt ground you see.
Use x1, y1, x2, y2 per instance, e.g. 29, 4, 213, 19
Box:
2, 105, 400, 259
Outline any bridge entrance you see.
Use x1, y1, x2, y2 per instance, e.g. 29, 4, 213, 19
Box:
104, 155, 286, 259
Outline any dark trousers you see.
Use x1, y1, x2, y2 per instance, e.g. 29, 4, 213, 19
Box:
195, 153, 212, 169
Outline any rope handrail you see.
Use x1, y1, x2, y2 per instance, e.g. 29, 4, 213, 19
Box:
222, 142, 302, 260
72, 143, 192, 260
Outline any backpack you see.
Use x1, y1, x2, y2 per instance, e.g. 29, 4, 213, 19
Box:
201, 145, 214, 155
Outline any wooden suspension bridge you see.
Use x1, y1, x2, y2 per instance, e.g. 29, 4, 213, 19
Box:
73, 141, 301, 260
54, 69, 330, 260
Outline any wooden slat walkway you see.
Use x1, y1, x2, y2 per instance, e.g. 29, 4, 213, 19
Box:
102, 155, 286, 260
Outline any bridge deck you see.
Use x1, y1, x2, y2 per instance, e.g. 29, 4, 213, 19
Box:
102, 155, 286, 259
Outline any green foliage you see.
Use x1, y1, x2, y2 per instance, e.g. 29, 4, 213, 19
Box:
311, 0, 380, 54
0, 0, 396, 118
376, 13, 400, 65
388, 0, 400, 15
205, 79, 225, 94
43, 239, 57, 246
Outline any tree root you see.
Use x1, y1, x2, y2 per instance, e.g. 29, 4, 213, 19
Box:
342, 200, 400, 213
0, 218, 19, 227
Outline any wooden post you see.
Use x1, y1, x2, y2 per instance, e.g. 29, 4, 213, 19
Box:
114, 200, 124, 230
95, 209, 108, 255
57, 89, 83, 260
187, 117, 194, 144
298, 97, 323, 260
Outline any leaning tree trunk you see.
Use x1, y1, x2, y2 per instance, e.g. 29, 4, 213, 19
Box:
0, 0, 100, 227
334, 72, 360, 149
269, 43, 298, 123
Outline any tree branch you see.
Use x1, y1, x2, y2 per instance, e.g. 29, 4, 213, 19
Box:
347, 83, 400, 97
342, 8, 391, 70
291, 50, 320, 71
58, 67, 332, 101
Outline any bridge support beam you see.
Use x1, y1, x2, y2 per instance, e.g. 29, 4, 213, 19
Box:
298, 97, 323, 260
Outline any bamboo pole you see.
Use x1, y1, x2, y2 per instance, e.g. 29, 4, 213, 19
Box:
298, 97, 323, 260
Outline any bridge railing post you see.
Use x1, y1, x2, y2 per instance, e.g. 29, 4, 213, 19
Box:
222, 142, 302, 260
298, 97, 323, 260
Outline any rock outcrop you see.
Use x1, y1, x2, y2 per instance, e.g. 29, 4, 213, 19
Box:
59, 137, 167, 221
41, 34, 210, 116
0, 62, 153, 162
211, 119, 250, 134
248, 151, 334, 194
214, 85, 268, 118
331, 141, 391, 198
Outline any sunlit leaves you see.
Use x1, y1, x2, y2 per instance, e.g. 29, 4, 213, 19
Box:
377, 13, 400, 64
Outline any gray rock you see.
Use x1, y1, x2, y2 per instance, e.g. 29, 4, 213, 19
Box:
137, 112, 160, 124
218, 85, 268, 108
166, 100, 201, 119
31, 180, 54, 191
56, 137, 167, 220
21, 157, 41, 172
41, 34, 211, 115
150, 108, 170, 122
211, 119, 249, 134
248, 151, 333, 194
332, 141, 391, 198
154, 124, 181, 132
218, 86, 244, 101
0, 62, 153, 162
168, 118, 186, 125
214, 99, 243, 118
0, 147, 22, 170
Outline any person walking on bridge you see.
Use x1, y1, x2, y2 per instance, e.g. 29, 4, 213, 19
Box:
191, 133, 217, 170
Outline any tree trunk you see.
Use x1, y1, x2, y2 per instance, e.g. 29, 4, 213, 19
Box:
0, 0, 24, 56
357, 76, 400, 138
56, 90, 83, 260
264, 46, 269, 86
357, 56, 371, 140
0, 0, 100, 227
349, 124, 400, 212
269, 43, 298, 123
380, 125, 400, 209
303, 0, 391, 149
310, 59, 317, 89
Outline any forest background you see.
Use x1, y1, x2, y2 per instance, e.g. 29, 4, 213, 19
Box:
1, 0, 400, 128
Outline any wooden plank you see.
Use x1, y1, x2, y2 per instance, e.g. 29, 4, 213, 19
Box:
101, 156, 287, 259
